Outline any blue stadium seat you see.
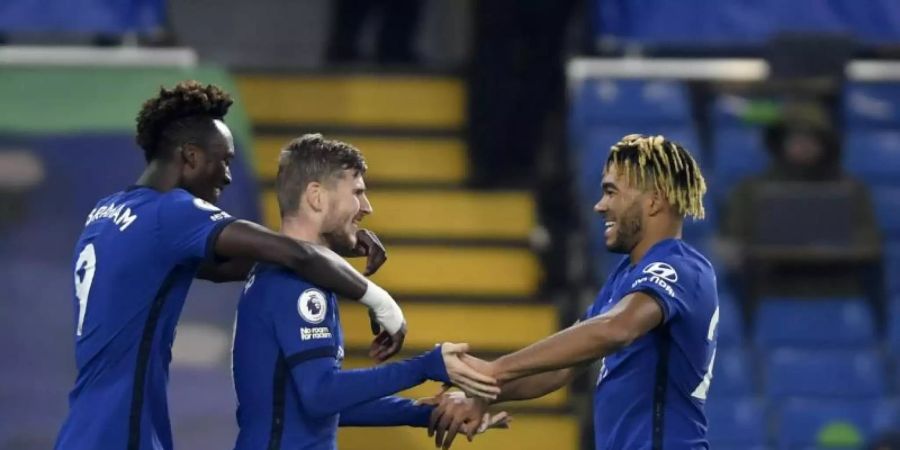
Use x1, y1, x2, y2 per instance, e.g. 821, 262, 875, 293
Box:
717, 293, 745, 348
764, 349, 886, 400
753, 298, 875, 349
844, 83, 900, 128
889, 297, 900, 358
844, 130, 900, 185
705, 397, 767, 449
572, 79, 691, 127
872, 186, 900, 239
711, 347, 755, 398
885, 244, 900, 298
776, 399, 900, 450
711, 126, 768, 201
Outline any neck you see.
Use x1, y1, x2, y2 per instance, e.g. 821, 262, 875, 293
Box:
135, 160, 181, 192
281, 214, 326, 245
629, 217, 682, 264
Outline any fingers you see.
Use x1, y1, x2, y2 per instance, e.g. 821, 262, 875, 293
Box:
488, 411, 511, 429
442, 414, 465, 450
434, 400, 456, 447
358, 229, 387, 276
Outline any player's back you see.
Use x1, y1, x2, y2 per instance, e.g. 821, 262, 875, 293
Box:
233, 264, 344, 450
56, 186, 234, 450
589, 239, 718, 450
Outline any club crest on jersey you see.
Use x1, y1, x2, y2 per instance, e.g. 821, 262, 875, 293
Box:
642, 262, 678, 283
298, 289, 328, 324
193, 197, 221, 212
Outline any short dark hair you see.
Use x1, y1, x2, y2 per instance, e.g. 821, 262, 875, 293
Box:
135, 80, 233, 161
276, 134, 368, 217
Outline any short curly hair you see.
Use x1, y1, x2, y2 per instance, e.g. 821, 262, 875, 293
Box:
135, 80, 233, 161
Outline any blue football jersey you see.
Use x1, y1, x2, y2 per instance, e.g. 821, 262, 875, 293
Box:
55, 186, 235, 450
232, 264, 345, 450
585, 239, 718, 450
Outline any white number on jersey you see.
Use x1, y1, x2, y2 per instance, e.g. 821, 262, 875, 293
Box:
691, 305, 719, 400
74, 243, 97, 336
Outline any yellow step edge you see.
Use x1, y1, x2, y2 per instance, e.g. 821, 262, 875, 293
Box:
338, 302, 557, 351
237, 75, 464, 128
338, 414, 579, 450
347, 245, 540, 296
253, 135, 468, 184
341, 357, 569, 409
261, 189, 536, 240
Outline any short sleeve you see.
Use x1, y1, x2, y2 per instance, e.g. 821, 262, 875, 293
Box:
157, 190, 236, 264
622, 258, 695, 324
267, 274, 340, 366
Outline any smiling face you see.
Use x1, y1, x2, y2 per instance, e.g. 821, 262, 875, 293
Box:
594, 164, 647, 254
180, 119, 234, 204
320, 169, 372, 254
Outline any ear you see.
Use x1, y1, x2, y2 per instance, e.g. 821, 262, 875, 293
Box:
646, 190, 665, 217
181, 143, 202, 169
304, 181, 325, 212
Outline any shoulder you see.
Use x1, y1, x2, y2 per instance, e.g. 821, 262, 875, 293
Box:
636, 241, 713, 285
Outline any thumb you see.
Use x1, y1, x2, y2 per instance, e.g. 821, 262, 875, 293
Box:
442, 342, 469, 354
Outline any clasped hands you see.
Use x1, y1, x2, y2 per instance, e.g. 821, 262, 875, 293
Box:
421, 343, 510, 449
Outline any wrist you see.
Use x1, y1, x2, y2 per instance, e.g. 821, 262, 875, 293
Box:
423, 345, 451, 384
359, 281, 404, 335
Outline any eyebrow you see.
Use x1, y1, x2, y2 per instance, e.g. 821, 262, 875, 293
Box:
601, 181, 617, 191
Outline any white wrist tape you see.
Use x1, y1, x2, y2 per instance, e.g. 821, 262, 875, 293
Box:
359, 281, 405, 335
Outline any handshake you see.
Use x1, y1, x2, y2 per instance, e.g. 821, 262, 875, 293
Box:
419, 343, 512, 449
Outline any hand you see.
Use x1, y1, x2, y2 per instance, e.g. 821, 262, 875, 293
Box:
426, 389, 510, 449
441, 343, 500, 400
368, 320, 406, 363
352, 228, 387, 276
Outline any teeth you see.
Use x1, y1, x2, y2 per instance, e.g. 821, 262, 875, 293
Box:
605, 221, 614, 228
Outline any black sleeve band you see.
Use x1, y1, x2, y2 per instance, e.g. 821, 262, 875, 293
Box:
204, 217, 237, 262
285, 346, 337, 368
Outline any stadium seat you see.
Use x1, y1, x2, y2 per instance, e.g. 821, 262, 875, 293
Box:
775, 398, 900, 450
710, 347, 755, 398
885, 244, 900, 298
888, 297, 900, 358
705, 397, 767, 449
753, 298, 875, 349
844, 82, 900, 128
710, 126, 768, 203
717, 292, 745, 348
572, 79, 691, 127
764, 349, 886, 400
844, 130, 900, 185
872, 186, 900, 239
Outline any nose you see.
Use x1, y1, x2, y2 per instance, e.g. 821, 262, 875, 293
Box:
594, 197, 607, 215
223, 167, 232, 185
359, 193, 373, 216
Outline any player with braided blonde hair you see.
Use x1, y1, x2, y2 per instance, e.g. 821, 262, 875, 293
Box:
429, 134, 719, 450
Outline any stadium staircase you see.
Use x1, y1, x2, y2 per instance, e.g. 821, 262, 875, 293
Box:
237, 72, 580, 450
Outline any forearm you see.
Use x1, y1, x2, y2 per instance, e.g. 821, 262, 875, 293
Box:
196, 258, 255, 282
496, 367, 578, 403
215, 220, 368, 298
339, 396, 433, 427
493, 317, 628, 382
294, 348, 449, 418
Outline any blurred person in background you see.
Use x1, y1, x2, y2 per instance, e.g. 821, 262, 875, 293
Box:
54, 82, 407, 450
325, 0, 424, 64
720, 100, 881, 306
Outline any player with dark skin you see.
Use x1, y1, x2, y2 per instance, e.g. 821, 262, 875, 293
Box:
134, 81, 403, 360
427, 135, 712, 449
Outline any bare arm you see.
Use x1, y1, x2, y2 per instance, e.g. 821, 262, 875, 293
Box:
196, 258, 255, 283
491, 292, 663, 382
212, 220, 368, 298
495, 365, 585, 402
